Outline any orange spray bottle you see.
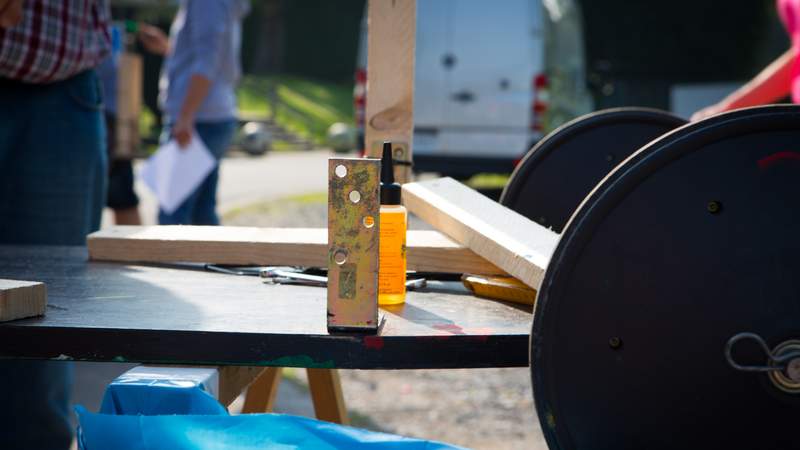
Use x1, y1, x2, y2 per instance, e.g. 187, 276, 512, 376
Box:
378, 142, 407, 305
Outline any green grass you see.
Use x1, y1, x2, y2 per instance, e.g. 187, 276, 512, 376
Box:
222, 191, 326, 222
467, 173, 510, 190
237, 75, 354, 145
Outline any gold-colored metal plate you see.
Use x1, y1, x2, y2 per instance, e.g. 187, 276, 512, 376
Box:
327, 158, 380, 332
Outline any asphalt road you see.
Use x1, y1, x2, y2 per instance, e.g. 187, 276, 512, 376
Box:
102, 149, 334, 226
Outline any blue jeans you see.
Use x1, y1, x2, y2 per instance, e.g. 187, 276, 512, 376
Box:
0, 70, 107, 449
157, 120, 237, 225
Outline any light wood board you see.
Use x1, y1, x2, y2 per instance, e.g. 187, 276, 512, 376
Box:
307, 368, 349, 425
0, 279, 46, 322
217, 365, 266, 407
365, 0, 416, 182
402, 177, 559, 289
116, 52, 142, 159
87, 226, 505, 276
242, 367, 282, 413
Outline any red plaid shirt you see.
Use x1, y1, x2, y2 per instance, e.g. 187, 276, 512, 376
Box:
0, 0, 111, 84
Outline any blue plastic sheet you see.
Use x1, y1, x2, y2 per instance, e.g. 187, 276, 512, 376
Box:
77, 368, 467, 449
98, 372, 227, 416
75, 407, 467, 450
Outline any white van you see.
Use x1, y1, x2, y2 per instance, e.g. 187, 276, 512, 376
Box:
355, 0, 592, 178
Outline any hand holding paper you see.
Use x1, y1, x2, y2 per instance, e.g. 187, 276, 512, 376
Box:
141, 134, 217, 215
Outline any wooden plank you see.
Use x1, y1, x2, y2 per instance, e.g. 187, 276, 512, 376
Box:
365, 0, 416, 183
116, 52, 142, 159
402, 177, 559, 289
307, 368, 349, 425
217, 366, 265, 407
87, 226, 504, 276
241, 367, 282, 413
0, 279, 46, 322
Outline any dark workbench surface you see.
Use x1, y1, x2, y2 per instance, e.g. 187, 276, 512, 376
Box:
0, 245, 531, 369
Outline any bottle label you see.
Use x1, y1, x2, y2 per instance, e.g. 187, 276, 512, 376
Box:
379, 211, 407, 296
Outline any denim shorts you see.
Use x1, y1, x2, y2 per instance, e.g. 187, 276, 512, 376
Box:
0, 69, 108, 449
0, 70, 107, 244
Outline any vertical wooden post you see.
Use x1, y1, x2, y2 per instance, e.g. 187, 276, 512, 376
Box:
365, 0, 416, 183
116, 52, 142, 159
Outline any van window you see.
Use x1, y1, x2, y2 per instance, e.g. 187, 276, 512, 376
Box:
542, 0, 592, 131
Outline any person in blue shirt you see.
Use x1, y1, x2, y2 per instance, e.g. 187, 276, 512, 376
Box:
138, 0, 250, 225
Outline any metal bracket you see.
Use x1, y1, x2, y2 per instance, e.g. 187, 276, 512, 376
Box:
327, 158, 381, 333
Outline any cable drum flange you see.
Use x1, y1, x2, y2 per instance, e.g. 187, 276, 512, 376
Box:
531, 105, 800, 450
501, 107, 685, 232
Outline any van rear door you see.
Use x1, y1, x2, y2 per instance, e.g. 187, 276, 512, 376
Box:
440, 0, 542, 157
414, 0, 449, 130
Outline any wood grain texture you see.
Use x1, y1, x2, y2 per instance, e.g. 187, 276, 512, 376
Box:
218, 366, 265, 407
307, 368, 349, 424
0, 279, 46, 322
116, 52, 142, 159
242, 367, 282, 413
0, 246, 530, 369
87, 226, 504, 276
365, 0, 416, 182
403, 177, 559, 289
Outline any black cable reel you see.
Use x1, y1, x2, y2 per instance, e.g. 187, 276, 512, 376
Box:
504, 106, 800, 449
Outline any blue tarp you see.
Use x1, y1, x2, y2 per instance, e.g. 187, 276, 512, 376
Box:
76, 408, 466, 450
76, 368, 467, 450
98, 375, 227, 416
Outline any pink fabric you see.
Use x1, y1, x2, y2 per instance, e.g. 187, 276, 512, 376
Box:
778, 0, 800, 102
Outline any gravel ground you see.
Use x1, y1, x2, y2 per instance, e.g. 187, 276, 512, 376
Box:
224, 197, 548, 450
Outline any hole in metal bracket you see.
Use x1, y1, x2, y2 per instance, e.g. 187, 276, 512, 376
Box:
349, 190, 361, 203
333, 249, 348, 265
363, 215, 375, 228
335, 165, 348, 178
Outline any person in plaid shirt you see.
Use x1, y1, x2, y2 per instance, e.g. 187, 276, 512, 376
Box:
0, 0, 111, 448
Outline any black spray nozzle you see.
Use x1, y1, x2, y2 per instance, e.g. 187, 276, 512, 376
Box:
380, 141, 401, 205
381, 141, 395, 184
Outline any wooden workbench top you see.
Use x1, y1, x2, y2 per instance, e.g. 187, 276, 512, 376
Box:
0, 245, 531, 369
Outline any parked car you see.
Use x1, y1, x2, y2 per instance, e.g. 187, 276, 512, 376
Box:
355, 0, 592, 179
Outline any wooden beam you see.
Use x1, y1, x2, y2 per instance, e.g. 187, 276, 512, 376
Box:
217, 366, 266, 407
365, 0, 416, 183
241, 367, 282, 413
87, 226, 505, 276
116, 52, 142, 159
402, 177, 559, 289
0, 279, 46, 322
307, 368, 349, 425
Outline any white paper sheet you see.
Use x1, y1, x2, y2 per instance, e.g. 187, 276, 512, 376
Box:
140, 134, 217, 215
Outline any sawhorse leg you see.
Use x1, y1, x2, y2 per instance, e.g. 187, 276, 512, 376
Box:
241, 367, 282, 413
241, 368, 349, 425
307, 368, 349, 425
